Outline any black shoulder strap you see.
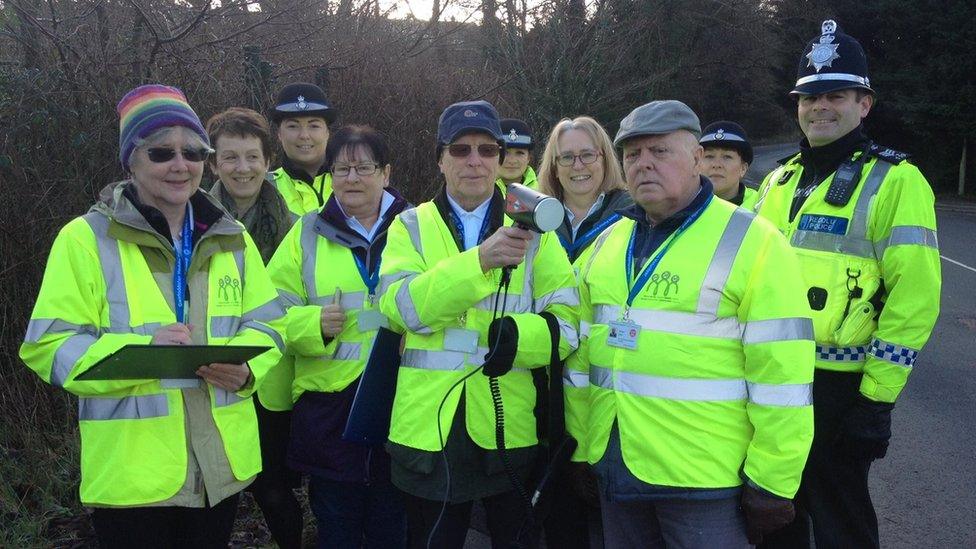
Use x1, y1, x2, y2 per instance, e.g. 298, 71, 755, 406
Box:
868, 143, 910, 165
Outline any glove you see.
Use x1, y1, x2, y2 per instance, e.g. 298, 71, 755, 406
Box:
482, 316, 518, 377
569, 461, 600, 506
740, 484, 795, 545
837, 395, 894, 460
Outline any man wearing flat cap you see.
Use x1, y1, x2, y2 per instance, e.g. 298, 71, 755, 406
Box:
569, 99, 815, 547
379, 100, 578, 548
754, 20, 941, 549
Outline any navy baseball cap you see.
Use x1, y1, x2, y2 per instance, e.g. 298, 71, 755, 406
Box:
437, 100, 504, 144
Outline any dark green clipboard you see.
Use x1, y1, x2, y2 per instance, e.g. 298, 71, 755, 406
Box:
75, 344, 272, 380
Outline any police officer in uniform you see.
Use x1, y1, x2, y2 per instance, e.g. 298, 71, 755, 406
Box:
699, 121, 757, 209
754, 20, 942, 549
498, 118, 540, 190
270, 82, 338, 216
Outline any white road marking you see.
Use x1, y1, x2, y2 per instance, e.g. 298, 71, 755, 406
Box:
941, 255, 976, 274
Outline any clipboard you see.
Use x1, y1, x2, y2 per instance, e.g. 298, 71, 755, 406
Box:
342, 327, 402, 445
75, 344, 272, 380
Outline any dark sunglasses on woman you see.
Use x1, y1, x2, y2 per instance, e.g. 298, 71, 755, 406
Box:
146, 147, 213, 163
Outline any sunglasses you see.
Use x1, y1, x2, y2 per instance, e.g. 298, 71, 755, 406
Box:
447, 143, 501, 158
146, 147, 212, 163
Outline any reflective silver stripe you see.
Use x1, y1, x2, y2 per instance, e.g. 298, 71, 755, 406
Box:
747, 382, 812, 407
593, 305, 743, 339
84, 214, 130, 332
278, 289, 303, 307
213, 388, 247, 407
333, 342, 362, 361
816, 344, 867, 362
130, 322, 162, 337
875, 225, 938, 259
395, 279, 433, 334
243, 297, 285, 323
869, 337, 918, 368
535, 287, 580, 310
78, 394, 169, 420
243, 321, 285, 353
556, 316, 580, 351
300, 217, 320, 300
309, 291, 366, 311
52, 333, 97, 386
210, 316, 241, 338
697, 208, 754, 315
378, 271, 413, 296
795, 72, 870, 87
473, 293, 531, 314
398, 208, 424, 256
579, 320, 591, 338
233, 249, 245, 283
25, 319, 96, 343
791, 162, 891, 259
521, 235, 539, 311
590, 365, 748, 401
401, 347, 489, 371
563, 368, 589, 389
742, 317, 813, 345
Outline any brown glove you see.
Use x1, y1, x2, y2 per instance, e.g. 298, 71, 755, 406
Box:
740, 484, 795, 545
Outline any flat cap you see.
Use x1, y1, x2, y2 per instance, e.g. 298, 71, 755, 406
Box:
614, 100, 702, 146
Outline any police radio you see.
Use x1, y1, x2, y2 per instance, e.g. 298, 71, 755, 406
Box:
824, 145, 870, 207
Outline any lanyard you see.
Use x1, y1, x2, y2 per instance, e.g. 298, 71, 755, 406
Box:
624, 194, 712, 311
173, 205, 193, 323
352, 252, 381, 298
448, 207, 492, 251
559, 213, 621, 257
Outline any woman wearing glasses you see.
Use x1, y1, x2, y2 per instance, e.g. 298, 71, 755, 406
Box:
266, 125, 411, 548
537, 116, 631, 549
205, 107, 304, 549
20, 85, 284, 548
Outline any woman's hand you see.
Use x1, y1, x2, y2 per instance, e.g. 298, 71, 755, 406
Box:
197, 362, 252, 392
151, 323, 193, 345
321, 288, 346, 338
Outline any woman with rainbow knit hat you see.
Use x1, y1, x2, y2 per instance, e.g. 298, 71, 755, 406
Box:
19, 84, 286, 547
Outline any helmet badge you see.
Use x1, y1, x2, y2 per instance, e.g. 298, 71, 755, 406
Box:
297, 95, 308, 110
509, 128, 518, 140
806, 19, 841, 72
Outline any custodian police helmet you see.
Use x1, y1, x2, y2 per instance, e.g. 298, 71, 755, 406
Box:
791, 20, 874, 97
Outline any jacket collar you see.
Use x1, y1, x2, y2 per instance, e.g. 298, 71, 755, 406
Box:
279, 155, 328, 184
315, 186, 411, 250
432, 184, 505, 252
619, 176, 713, 230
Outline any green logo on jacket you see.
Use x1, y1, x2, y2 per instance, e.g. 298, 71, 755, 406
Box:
218, 275, 241, 305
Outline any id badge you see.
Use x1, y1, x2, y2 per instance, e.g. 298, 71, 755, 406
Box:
357, 309, 388, 332
607, 319, 640, 350
444, 328, 479, 354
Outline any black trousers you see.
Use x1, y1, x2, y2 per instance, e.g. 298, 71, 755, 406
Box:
541, 466, 598, 549
91, 494, 239, 549
760, 370, 880, 549
249, 398, 304, 549
403, 490, 538, 549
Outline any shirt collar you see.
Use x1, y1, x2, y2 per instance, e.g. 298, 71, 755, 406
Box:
446, 192, 493, 221
337, 190, 396, 241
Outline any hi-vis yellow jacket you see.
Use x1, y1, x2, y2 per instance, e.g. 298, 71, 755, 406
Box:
378, 192, 579, 452
575, 196, 814, 498
20, 182, 284, 506
755, 148, 941, 403
271, 167, 332, 217
496, 166, 539, 192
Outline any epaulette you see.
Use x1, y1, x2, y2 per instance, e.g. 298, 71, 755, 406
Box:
868, 143, 910, 165
777, 151, 801, 165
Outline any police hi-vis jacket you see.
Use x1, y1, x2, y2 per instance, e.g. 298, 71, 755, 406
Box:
575, 195, 815, 498
271, 166, 333, 217
755, 147, 941, 403
378, 190, 579, 452
20, 182, 285, 507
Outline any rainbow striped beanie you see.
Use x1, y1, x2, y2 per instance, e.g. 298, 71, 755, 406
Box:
117, 84, 209, 169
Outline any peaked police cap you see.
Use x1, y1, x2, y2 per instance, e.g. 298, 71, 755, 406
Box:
272, 82, 337, 124
791, 19, 874, 97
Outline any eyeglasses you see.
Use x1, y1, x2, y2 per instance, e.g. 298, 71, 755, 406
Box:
146, 147, 212, 163
447, 143, 501, 158
556, 150, 602, 167
332, 163, 381, 177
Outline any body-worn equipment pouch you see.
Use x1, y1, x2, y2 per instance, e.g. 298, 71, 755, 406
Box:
833, 301, 876, 346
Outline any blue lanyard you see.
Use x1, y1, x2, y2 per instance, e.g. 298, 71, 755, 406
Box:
173, 205, 193, 323
448, 207, 492, 251
625, 194, 712, 309
559, 213, 621, 257
352, 253, 381, 297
